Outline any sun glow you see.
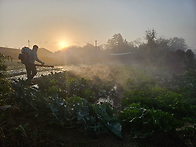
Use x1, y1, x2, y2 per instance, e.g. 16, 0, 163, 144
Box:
59, 41, 69, 49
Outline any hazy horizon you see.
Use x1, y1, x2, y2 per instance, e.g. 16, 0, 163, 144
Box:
0, 0, 196, 52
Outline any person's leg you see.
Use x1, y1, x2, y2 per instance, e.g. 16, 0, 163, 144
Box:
31, 64, 37, 79
25, 63, 31, 80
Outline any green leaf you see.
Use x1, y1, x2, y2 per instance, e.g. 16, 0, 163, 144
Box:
107, 122, 123, 138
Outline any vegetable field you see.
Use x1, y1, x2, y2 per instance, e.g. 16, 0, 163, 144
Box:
1, 58, 196, 147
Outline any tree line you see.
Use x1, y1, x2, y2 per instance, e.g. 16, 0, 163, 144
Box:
55, 29, 195, 73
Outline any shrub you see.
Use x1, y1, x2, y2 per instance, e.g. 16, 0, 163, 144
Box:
0, 53, 12, 99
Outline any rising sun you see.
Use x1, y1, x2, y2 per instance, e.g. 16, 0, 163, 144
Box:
60, 41, 69, 48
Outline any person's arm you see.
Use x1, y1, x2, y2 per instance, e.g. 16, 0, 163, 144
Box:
34, 51, 44, 64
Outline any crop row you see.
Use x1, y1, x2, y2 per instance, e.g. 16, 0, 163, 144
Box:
2, 69, 196, 146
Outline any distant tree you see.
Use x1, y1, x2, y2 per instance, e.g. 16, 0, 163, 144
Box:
168, 37, 188, 51
82, 43, 94, 53
107, 33, 124, 50
144, 30, 189, 60
131, 38, 144, 48
81, 43, 96, 62
106, 33, 131, 53
185, 49, 196, 70
185, 49, 194, 60
155, 37, 170, 51
176, 49, 185, 59
174, 49, 196, 70
145, 29, 157, 50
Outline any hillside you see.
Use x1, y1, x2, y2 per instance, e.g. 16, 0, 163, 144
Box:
0, 47, 20, 59
38, 48, 54, 57
38, 48, 60, 64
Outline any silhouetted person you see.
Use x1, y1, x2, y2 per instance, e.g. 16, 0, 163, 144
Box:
25, 45, 44, 82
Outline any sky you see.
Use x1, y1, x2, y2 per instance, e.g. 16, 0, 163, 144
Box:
0, 0, 196, 52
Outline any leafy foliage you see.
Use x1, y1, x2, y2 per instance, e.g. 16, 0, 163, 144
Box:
167, 70, 196, 104
120, 103, 183, 137
48, 95, 122, 138
8, 71, 122, 138
120, 69, 196, 145
35, 71, 118, 102
0, 53, 12, 98
122, 85, 196, 119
